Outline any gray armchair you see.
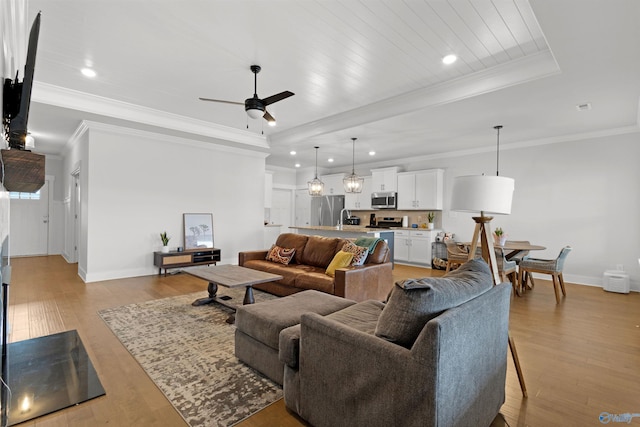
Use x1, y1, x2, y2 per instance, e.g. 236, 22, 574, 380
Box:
280, 259, 512, 427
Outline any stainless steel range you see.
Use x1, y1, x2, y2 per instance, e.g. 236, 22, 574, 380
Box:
366, 217, 403, 229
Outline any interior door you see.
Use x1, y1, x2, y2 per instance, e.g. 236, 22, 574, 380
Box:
9, 180, 50, 256
271, 189, 292, 230
295, 190, 311, 226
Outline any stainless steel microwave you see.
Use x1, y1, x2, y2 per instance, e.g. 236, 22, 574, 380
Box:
371, 192, 397, 209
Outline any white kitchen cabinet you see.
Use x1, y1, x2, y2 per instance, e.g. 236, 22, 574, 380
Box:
371, 167, 399, 192
394, 229, 437, 265
396, 169, 443, 210
320, 173, 346, 195
345, 176, 371, 210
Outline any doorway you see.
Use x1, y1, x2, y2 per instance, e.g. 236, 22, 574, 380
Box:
271, 188, 293, 230
9, 180, 50, 256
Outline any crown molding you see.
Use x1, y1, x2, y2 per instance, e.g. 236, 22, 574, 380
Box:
270, 50, 561, 146
304, 124, 640, 173
68, 120, 269, 160
32, 82, 268, 149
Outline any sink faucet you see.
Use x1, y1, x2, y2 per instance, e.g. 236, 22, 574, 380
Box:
339, 208, 351, 228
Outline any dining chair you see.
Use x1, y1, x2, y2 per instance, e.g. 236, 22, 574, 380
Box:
495, 247, 520, 296
518, 246, 572, 304
445, 241, 469, 272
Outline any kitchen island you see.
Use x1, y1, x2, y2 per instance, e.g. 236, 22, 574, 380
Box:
289, 226, 396, 266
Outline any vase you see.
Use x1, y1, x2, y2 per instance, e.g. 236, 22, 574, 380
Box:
161, 246, 170, 253
427, 223, 434, 230
494, 235, 507, 246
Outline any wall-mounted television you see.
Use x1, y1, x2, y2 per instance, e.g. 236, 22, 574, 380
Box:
1, 12, 45, 194
2, 12, 41, 150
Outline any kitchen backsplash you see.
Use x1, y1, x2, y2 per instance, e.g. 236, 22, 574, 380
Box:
348, 210, 440, 228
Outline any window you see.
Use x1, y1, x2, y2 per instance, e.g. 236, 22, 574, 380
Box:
9, 190, 40, 200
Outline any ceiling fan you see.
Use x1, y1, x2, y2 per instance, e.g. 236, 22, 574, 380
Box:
199, 65, 294, 124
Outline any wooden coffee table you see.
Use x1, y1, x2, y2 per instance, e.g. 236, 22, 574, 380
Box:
182, 265, 283, 323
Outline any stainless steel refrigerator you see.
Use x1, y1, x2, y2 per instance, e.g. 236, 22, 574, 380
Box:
310, 195, 345, 226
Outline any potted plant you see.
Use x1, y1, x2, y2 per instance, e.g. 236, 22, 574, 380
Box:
494, 227, 507, 246
160, 231, 171, 253
427, 212, 435, 230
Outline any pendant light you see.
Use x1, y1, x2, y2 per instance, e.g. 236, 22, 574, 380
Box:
308, 146, 324, 196
494, 125, 502, 176
343, 137, 364, 193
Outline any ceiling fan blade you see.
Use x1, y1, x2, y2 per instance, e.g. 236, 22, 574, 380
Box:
199, 97, 244, 106
263, 110, 276, 123
261, 91, 294, 106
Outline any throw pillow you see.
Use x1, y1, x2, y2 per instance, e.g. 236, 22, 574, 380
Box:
266, 245, 296, 265
374, 258, 494, 348
325, 250, 354, 277
342, 241, 369, 266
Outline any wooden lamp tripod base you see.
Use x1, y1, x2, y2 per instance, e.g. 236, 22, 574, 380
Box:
468, 214, 528, 398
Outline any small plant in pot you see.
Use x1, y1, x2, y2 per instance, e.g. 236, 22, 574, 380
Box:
494, 227, 507, 246
160, 231, 171, 252
427, 212, 435, 230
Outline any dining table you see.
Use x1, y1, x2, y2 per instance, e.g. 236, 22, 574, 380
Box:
462, 240, 546, 258
461, 240, 546, 294
495, 241, 545, 260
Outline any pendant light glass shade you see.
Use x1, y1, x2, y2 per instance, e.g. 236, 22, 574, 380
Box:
343, 138, 364, 193
308, 146, 324, 196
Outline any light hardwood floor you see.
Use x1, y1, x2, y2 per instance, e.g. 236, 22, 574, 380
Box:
6, 256, 640, 426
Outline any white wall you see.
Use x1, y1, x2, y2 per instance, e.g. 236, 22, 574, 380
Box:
62, 126, 89, 275
296, 131, 640, 290
430, 132, 640, 290
64, 121, 267, 282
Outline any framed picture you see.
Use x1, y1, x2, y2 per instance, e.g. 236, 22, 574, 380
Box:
183, 213, 214, 250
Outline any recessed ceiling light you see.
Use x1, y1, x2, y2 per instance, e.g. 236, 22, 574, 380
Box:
328, 158, 334, 163
442, 54, 457, 65
290, 150, 296, 156
369, 151, 376, 156
81, 68, 97, 78
295, 163, 301, 168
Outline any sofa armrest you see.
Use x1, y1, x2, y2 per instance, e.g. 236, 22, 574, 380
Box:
238, 250, 268, 266
334, 262, 393, 302
297, 312, 437, 426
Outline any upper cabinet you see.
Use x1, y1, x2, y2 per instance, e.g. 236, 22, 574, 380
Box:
397, 169, 444, 210
320, 173, 346, 195
371, 167, 399, 193
345, 176, 372, 210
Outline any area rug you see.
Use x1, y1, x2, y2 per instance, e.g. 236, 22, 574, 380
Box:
98, 288, 281, 427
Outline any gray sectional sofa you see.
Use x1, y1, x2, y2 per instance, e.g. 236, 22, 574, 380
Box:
237, 258, 512, 427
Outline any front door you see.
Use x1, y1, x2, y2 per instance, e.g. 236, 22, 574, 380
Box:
9, 180, 49, 256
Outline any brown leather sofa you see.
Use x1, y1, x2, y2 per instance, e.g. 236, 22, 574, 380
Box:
238, 233, 393, 302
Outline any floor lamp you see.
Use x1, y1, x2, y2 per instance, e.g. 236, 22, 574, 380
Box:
451, 174, 527, 397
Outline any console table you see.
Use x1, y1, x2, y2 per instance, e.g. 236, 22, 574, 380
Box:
153, 248, 221, 276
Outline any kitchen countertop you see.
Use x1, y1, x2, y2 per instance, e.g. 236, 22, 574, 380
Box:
289, 226, 439, 232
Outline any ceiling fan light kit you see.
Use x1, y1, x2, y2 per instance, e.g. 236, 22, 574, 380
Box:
344, 137, 364, 193
200, 64, 293, 125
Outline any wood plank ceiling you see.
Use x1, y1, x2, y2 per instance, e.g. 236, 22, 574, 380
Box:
9, 0, 640, 169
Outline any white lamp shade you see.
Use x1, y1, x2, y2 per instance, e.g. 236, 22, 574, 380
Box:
246, 108, 263, 119
450, 175, 515, 215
